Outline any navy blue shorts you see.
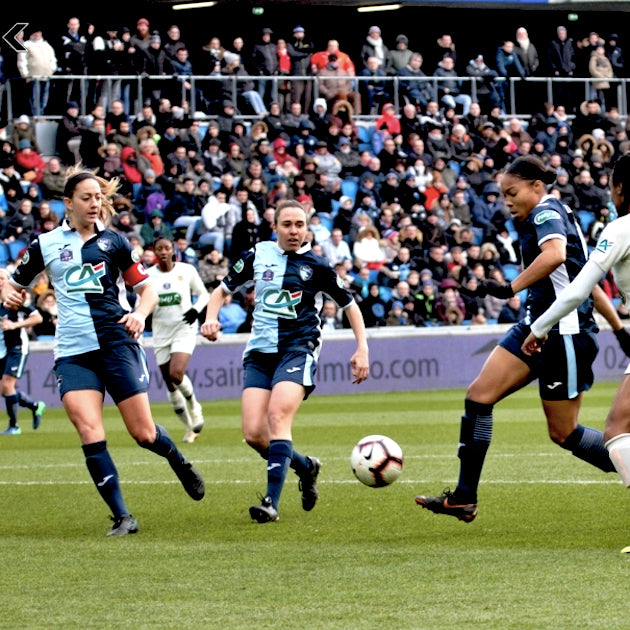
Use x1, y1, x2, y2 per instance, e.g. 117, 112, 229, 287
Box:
243, 350, 317, 399
0, 346, 28, 379
54, 344, 150, 404
499, 321, 598, 401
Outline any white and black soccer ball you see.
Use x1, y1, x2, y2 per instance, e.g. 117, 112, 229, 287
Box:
350, 434, 403, 487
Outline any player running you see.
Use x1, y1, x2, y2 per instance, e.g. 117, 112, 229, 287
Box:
416, 155, 630, 523
522, 154, 630, 548
0, 269, 46, 435
148, 236, 209, 443
201, 199, 370, 523
3, 166, 205, 536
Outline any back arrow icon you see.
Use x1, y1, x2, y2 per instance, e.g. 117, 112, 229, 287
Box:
3, 23, 28, 53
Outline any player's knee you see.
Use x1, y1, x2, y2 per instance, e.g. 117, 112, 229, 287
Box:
548, 427, 570, 446
169, 368, 185, 385
132, 425, 158, 445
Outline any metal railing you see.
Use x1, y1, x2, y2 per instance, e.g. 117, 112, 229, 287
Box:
5, 72, 629, 122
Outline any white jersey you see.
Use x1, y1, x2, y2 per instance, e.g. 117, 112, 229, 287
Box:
148, 262, 209, 345
531, 214, 630, 339
589, 214, 630, 303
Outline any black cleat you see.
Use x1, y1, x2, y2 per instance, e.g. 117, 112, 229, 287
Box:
173, 458, 205, 501
107, 514, 139, 536
33, 401, 46, 430
249, 496, 279, 523
298, 456, 321, 512
415, 488, 478, 523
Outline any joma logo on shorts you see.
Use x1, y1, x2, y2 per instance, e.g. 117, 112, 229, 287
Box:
261, 288, 302, 318
64, 262, 106, 293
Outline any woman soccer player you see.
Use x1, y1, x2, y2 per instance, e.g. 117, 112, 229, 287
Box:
148, 236, 209, 443
523, 154, 630, 538
2, 166, 205, 536
201, 199, 370, 523
415, 155, 628, 523
0, 269, 46, 435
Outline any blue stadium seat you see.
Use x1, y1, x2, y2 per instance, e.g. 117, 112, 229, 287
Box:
49, 200, 66, 220
341, 179, 358, 204
502, 264, 521, 282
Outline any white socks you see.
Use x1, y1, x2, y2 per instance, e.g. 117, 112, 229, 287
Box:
606, 433, 630, 487
168, 389, 193, 429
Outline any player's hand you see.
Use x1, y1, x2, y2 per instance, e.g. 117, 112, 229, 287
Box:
182, 308, 198, 325
350, 348, 369, 384
1, 315, 15, 331
614, 327, 630, 358
119, 311, 146, 340
200, 319, 221, 341
478, 279, 514, 299
521, 331, 546, 356
3, 287, 26, 310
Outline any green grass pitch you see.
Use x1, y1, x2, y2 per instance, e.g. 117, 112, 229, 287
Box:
1, 382, 629, 630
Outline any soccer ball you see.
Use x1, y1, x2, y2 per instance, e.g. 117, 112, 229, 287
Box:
350, 435, 403, 487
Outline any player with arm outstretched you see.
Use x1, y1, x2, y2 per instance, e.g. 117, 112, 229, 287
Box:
201, 199, 369, 523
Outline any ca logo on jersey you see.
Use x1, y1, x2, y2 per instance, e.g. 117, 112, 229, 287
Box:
64, 262, 106, 293
261, 288, 302, 318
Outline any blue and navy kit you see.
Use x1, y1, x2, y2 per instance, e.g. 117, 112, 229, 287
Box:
515, 195, 597, 334
0, 303, 35, 360
222, 241, 355, 358
11, 220, 150, 359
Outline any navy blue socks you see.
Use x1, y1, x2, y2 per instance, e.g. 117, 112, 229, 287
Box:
456, 399, 494, 503
265, 439, 293, 510
560, 424, 615, 473
82, 441, 129, 518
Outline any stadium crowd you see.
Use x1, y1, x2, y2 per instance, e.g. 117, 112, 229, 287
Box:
1, 17, 629, 335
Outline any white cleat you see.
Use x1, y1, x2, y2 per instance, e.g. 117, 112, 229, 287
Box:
183, 429, 199, 444
190, 401, 205, 435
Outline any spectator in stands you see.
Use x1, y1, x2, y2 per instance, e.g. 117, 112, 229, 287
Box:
311, 39, 356, 76
358, 56, 391, 116
436, 277, 466, 325
433, 55, 471, 116
56, 101, 83, 166
465, 54, 502, 114
427, 33, 458, 72
397, 52, 434, 111
14, 139, 46, 184
251, 27, 278, 108
4, 197, 36, 244
287, 25, 314, 114
386, 34, 414, 77
547, 26, 577, 112
40, 157, 67, 201
316, 54, 355, 112
59, 17, 88, 104
17, 26, 57, 116
589, 44, 614, 111
11, 114, 39, 154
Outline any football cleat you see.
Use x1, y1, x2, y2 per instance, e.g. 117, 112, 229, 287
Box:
107, 514, 139, 536
190, 401, 205, 435
415, 488, 478, 523
298, 456, 321, 512
1, 426, 21, 435
249, 496, 279, 523
173, 458, 205, 501
182, 429, 199, 444
33, 401, 46, 430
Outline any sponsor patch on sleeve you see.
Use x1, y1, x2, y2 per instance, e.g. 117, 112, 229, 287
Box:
534, 209, 561, 225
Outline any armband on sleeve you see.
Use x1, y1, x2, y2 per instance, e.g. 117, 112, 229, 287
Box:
122, 261, 149, 287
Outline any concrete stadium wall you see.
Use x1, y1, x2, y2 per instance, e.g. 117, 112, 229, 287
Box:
24, 324, 629, 407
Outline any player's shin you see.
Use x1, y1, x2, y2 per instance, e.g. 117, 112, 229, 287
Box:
606, 433, 630, 486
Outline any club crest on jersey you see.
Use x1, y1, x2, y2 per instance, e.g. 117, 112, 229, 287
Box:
262, 269, 274, 281
299, 265, 313, 281
65, 261, 106, 293
261, 288, 302, 318
97, 238, 112, 252
163, 282, 172, 290
59, 246, 73, 262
